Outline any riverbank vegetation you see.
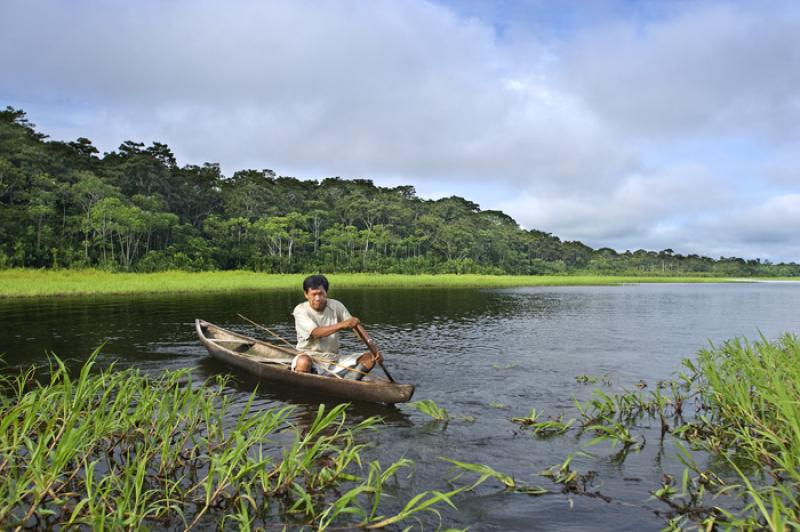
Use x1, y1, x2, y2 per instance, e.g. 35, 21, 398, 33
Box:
2, 107, 798, 277
0, 269, 747, 298
409, 333, 800, 528
0, 354, 474, 529
1, 334, 797, 528
504, 333, 800, 528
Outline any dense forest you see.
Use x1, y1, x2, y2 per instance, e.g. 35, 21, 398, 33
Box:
1, 107, 797, 276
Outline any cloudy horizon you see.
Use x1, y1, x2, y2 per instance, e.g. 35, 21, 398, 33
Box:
2, 0, 798, 262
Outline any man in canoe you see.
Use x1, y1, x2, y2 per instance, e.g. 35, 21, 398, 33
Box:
291, 274, 383, 380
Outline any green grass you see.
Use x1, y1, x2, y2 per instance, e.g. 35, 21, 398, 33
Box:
675, 334, 800, 528
409, 399, 450, 421
0, 268, 749, 298
0, 353, 477, 529
513, 333, 800, 528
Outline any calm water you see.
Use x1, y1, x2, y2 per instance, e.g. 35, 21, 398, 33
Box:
2, 282, 799, 530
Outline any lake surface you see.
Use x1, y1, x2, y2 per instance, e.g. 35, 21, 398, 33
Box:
2, 282, 799, 530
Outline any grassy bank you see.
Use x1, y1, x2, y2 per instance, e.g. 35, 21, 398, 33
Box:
0, 268, 747, 298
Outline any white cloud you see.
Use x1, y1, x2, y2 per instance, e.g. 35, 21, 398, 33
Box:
0, 0, 630, 185
501, 163, 728, 240
718, 194, 800, 243
674, 193, 800, 261
561, 2, 800, 140
1, 0, 799, 261
503, 185, 800, 262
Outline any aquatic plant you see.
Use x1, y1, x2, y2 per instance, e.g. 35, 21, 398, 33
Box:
538, 454, 601, 497
511, 408, 575, 437
442, 458, 549, 496
574, 374, 611, 386
492, 363, 520, 370
505, 332, 800, 528
548, 333, 800, 527
670, 334, 800, 528
0, 353, 469, 529
408, 399, 449, 421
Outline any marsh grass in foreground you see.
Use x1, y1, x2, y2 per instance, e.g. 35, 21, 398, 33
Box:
0, 268, 746, 297
0, 353, 479, 530
670, 334, 800, 529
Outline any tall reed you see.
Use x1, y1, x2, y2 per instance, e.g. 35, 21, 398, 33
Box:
677, 334, 800, 528
0, 352, 473, 529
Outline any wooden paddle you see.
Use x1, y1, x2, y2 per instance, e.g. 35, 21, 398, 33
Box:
354, 323, 395, 383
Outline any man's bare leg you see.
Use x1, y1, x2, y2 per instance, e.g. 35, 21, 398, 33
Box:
343, 351, 384, 380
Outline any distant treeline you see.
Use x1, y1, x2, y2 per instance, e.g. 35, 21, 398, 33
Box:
1, 107, 797, 276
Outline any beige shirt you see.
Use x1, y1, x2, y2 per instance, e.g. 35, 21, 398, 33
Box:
293, 298, 352, 354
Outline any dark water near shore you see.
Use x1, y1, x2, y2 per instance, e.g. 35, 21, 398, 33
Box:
2, 282, 799, 530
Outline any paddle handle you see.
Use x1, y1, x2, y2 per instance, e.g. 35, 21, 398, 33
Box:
354, 323, 395, 383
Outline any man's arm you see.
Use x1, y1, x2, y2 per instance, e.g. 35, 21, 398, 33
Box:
310, 317, 360, 339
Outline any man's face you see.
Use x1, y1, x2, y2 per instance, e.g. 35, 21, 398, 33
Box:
304, 286, 328, 312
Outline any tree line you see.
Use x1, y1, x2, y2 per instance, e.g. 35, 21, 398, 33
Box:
1, 107, 797, 276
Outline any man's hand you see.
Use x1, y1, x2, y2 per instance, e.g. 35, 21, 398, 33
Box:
340, 317, 360, 330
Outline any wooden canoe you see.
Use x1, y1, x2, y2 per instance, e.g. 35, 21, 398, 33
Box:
195, 319, 415, 404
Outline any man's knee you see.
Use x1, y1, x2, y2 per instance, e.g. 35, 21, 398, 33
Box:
357, 351, 375, 370
293, 354, 313, 373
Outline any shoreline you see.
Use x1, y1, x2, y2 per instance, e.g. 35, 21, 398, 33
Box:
0, 268, 775, 298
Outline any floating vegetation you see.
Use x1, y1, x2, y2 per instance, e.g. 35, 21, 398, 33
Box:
0, 353, 469, 529
408, 399, 449, 421
491, 363, 520, 370
442, 458, 548, 496
537, 454, 599, 495
583, 420, 645, 463
511, 408, 575, 437
574, 374, 611, 386
510, 333, 800, 528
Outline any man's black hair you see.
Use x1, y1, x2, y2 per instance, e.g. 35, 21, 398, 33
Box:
303, 274, 329, 293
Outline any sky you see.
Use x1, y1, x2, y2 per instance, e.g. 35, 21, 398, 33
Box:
2, 0, 799, 262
